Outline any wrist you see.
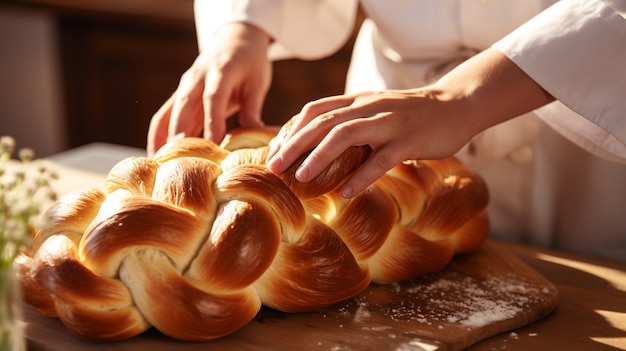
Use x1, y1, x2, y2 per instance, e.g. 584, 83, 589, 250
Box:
431, 48, 554, 138
217, 22, 272, 47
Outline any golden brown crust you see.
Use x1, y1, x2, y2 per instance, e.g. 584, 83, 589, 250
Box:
219, 126, 279, 151
186, 200, 282, 292
104, 157, 158, 197
214, 164, 306, 242
368, 224, 456, 283
329, 185, 397, 262
153, 136, 230, 165
28, 235, 150, 341
79, 194, 208, 278
30, 188, 106, 252
254, 218, 371, 312
119, 248, 261, 341
14, 254, 56, 316
152, 157, 221, 219
17, 122, 490, 341
277, 145, 372, 199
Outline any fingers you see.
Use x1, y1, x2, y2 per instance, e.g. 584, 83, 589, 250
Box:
291, 120, 365, 183
266, 95, 358, 172
266, 91, 416, 199
267, 114, 404, 198
202, 23, 271, 142
147, 95, 175, 156
339, 145, 402, 198
201, 66, 269, 143
202, 71, 231, 143
167, 67, 207, 139
294, 118, 403, 198
277, 95, 357, 147
238, 58, 271, 130
237, 88, 267, 130
151, 59, 265, 147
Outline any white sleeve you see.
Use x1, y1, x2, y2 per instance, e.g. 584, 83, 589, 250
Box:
493, 0, 626, 161
194, 0, 359, 60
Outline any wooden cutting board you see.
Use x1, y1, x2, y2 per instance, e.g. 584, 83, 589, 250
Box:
23, 240, 559, 351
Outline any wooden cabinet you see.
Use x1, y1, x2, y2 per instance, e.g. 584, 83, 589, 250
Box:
59, 14, 199, 149
5, 0, 356, 150
59, 16, 354, 149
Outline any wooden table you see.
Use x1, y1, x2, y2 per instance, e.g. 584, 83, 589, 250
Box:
470, 241, 626, 350
15, 143, 626, 350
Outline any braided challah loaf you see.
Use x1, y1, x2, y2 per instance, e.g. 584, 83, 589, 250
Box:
15, 124, 489, 342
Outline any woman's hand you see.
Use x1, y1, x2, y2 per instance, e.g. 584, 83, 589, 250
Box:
266, 89, 474, 198
147, 23, 272, 156
266, 48, 554, 198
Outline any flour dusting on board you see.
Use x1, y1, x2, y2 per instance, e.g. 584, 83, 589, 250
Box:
330, 270, 554, 330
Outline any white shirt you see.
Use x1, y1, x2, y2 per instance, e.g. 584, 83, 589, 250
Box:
194, 0, 626, 262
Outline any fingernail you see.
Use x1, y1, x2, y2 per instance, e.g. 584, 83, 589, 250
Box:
267, 142, 278, 160
341, 186, 353, 199
266, 154, 281, 173
295, 165, 309, 182
167, 132, 186, 144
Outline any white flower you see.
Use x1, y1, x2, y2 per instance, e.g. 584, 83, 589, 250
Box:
0, 136, 56, 269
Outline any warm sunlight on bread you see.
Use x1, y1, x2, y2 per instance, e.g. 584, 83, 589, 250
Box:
15, 118, 489, 342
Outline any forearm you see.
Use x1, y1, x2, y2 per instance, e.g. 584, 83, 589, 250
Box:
432, 48, 555, 139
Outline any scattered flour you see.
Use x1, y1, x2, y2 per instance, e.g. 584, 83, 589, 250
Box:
331, 270, 552, 329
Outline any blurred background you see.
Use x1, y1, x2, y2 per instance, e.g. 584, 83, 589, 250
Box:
0, 0, 355, 157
